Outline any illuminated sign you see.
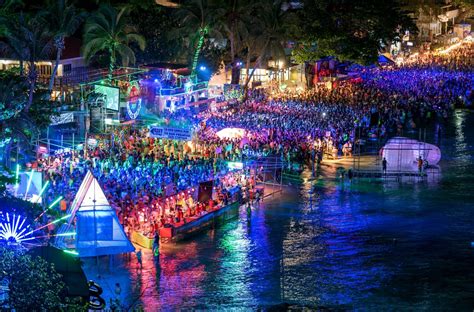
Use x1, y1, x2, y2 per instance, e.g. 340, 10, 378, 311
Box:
149, 125, 192, 140
94, 85, 120, 111
227, 161, 244, 170
127, 82, 141, 120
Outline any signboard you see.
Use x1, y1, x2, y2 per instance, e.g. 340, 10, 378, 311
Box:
127, 82, 142, 120
227, 161, 244, 170
94, 85, 120, 111
149, 126, 192, 141
50, 112, 74, 125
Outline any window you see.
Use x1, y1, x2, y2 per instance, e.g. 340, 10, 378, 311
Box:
39, 64, 52, 76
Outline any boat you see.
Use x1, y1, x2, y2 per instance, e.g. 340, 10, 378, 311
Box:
159, 200, 241, 243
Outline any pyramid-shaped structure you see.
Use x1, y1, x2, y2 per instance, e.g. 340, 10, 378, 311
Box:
55, 171, 135, 257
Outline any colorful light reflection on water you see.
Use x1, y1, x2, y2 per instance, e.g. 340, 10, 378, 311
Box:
83, 110, 474, 310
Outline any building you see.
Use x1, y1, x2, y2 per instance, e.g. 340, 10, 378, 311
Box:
402, 0, 467, 41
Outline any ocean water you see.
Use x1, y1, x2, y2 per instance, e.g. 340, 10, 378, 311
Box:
90, 110, 474, 311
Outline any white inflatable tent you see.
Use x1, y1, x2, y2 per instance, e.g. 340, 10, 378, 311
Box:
380, 137, 441, 171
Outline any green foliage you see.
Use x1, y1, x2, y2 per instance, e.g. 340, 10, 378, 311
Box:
0, 196, 43, 221
291, 42, 320, 64
28, 90, 61, 129
296, 0, 417, 64
0, 70, 59, 166
0, 247, 65, 311
82, 4, 146, 67
170, 0, 222, 72
38, 0, 87, 94
0, 70, 28, 122
0, 166, 15, 196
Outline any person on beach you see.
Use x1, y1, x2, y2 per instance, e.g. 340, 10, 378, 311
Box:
136, 249, 143, 270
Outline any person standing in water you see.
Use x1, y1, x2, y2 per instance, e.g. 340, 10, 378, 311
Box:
136, 249, 143, 270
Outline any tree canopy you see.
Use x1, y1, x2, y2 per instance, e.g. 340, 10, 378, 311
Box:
296, 0, 417, 64
0, 247, 65, 311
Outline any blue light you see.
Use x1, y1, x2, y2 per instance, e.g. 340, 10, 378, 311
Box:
154, 78, 159, 83
199, 66, 207, 71
0, 213, 32, 244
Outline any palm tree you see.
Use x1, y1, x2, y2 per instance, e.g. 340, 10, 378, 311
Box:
0, 70, 39, 168
172, 0, 219, 77
242, 0, 290, 89
23, 15, 54, 111
0, 0, 23, 36
39, 0, 86, 96
82, 4, 146, 81
4, 13, 54, 111
0, 19, 27, 77
213, 0, 255, 84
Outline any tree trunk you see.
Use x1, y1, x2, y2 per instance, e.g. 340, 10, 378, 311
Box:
48, 47, 62, 99
25, 64, 37, 112
229, 32, 241, 85
243, 40, 269, 91
108, 48, 115, 82
231, 65, 241, 85
19, 59, 24, 77
245, 49, 251, 86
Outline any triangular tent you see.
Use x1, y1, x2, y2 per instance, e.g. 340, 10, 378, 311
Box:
55, 171, 134, 257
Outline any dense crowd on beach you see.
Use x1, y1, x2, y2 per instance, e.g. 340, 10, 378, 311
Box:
32, 40, 473, 239
37, 128, 250, 236
198, 41, 473, 163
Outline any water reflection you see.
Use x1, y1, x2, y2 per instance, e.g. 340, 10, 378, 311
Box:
83, 111, 474, 310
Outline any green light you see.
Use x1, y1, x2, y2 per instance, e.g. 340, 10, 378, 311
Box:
48, 196, 63, 210
52, 214, 71, 224
15, 164, 20, 184
63, 250, 79, 256
37, 181, 49, 198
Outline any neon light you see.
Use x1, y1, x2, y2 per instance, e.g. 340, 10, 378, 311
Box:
48, 196, 63, 210
25, 214, 71, 237
191, 26, 209, 75
34, 181, 50, 203
15, 164, 20, 181
63, 250, 79, 256
35, 194, 63, 222
24, 171, 34, 200
34, 232, 76, 239
127, 98, 141, 120
54, 232, 76, 237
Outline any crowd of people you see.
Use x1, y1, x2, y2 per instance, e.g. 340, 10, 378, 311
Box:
30, 40, 473, 245
196, 41, 473, 164
37, 127, 247, 236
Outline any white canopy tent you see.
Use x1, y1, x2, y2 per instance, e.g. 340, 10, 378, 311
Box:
380, 137, 441, 171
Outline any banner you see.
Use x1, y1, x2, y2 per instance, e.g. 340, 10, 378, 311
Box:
149, 126, 192, 141
50, 112, 74, 125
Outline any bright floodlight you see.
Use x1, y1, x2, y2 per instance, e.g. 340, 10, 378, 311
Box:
200, 65, 206, 71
